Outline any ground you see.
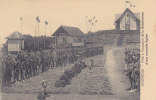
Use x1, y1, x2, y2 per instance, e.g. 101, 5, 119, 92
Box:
0, 45, 140, 100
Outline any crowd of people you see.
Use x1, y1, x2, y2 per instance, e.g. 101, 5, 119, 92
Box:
124, 48, 140, 92
1, 46, 104, 87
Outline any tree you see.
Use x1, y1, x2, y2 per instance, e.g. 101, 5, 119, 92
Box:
23, 35, 55, 52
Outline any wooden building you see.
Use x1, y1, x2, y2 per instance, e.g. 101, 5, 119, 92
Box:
53, 25, 84, 47
114, 8, 140, 31
5, 31, 24, 52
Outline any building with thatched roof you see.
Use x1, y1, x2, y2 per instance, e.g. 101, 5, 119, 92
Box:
5, 31, 24, 52
53, 25, 84, 47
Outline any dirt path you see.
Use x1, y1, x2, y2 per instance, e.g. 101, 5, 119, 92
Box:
105, 48, 139, 100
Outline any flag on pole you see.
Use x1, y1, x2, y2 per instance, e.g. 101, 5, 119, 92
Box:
93, 16, 95, 19
126, 0, 130, 3
45, 21, 48, 25
88, 19, 92, 23
95, 20, 98, 23
20, 17, 23, 21
130, 3, 135, 7
36, 16, 40, 23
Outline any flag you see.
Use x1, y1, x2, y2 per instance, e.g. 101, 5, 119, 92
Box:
93, 16, 95, 19
130, 3, 135, 7
95, 20, 98, 23
126, 0, 130, 3
20, 17, 23, 21
88, 19, 92, 23
45, 21, 48, 25
36, 16, 40, 23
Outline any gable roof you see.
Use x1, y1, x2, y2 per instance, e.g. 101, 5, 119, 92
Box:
115, 8, 140, 23
53, 25, 84, 36
6, 31, 24, 39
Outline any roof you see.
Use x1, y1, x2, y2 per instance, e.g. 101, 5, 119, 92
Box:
5, 31, 24, 39
115, 8, 140, 23
53, 25, 84, 36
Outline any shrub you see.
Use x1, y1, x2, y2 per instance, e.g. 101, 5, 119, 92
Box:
55, 62, 87, 87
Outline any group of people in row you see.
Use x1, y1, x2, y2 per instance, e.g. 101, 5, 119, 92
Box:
124, 48, 140, 92
1, 46, 104, 86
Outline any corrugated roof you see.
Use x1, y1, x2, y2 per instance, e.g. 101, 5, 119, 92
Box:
53, 25, 84, 36
6, 31, 24, 39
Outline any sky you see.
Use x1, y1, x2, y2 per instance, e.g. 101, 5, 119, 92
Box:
0, 0, 142, 44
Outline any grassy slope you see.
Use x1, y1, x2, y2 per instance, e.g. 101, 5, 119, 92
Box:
66, 54, 112, 95
1, 50, 112, 95
1, 64, 74, 94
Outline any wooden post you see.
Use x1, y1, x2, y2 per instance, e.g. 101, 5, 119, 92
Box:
38, 24, 40, 51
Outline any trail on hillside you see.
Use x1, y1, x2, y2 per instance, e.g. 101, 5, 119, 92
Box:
105, 48, 139, 100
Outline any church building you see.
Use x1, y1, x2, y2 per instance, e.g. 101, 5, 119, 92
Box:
114, 8, 140, 31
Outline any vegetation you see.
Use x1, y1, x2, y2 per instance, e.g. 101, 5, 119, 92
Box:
23, 35, 55, 52
55, 61, 87, 88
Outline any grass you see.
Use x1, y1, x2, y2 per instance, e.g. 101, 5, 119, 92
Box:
68, 67, 112, 95
60, 54, 112, 95
1, 65, 73, 94
1, 53, 112, 95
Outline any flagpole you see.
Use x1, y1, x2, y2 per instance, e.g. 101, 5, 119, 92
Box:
21, 21, 23, 34
34, 27, 36, 51
38, 24, 40, 51
36, 16, 40, 52
85, 16, 88, 33
125, 0, 126, 30
20, 17, 23, 34
44, 25, 46, 50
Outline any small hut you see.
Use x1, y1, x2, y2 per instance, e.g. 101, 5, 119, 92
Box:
5, 31, 24, 52
53, 25, 84, 47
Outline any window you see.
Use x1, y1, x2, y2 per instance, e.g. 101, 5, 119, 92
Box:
78, 37, 83, 43
127, 13, 129, 17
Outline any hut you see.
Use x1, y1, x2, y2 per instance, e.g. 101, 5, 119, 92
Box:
5, 31, 24, 52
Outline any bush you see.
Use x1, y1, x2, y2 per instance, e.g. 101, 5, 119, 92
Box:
55, 80, 66, 87
55, 61, 87, 87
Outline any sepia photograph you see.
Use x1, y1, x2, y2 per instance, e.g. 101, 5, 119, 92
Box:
1, 0, 155, 100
